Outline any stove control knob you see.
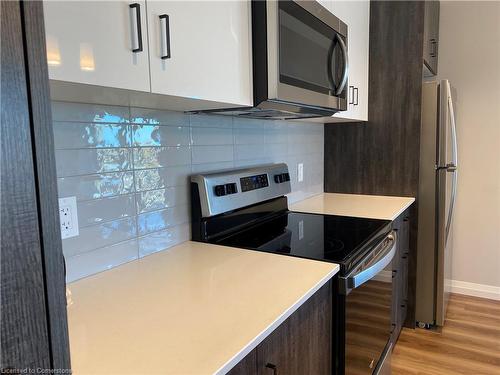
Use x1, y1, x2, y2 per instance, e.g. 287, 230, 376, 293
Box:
214, 185, 226, 196
225, 183, 237, 194
274, 173, 290, 184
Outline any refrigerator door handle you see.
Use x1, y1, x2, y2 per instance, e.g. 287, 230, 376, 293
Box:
446, 81, 458, 168
445, 81, 458, 245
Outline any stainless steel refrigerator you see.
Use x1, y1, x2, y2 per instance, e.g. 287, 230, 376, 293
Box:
416, 79, 458, 327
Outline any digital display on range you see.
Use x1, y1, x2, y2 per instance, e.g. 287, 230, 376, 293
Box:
240, 174, 269, 192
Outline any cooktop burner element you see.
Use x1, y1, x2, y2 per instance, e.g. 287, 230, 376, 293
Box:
214, 212, 390, 266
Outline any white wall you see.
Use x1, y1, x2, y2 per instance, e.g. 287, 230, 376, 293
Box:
437, 1, 500, 293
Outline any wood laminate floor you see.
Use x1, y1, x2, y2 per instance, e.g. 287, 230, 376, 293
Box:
392, 293, 500, 375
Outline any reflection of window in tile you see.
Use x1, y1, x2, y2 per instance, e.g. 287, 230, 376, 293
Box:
92, 113, 129, 123
82, 124, 130, 148
100, 217, 137, 239
135, 169, 163, 191
137, 189, 167, 214
138, 210, 168, 235
92, 172, 134, 199
130, 116, 160, 125
134, 148, 161, 169
96, 149, 131, 173
133, 125, 160, 146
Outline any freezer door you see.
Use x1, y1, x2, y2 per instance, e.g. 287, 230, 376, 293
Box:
435, 80, 458, 326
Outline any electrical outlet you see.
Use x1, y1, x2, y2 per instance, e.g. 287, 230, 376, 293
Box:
59, 196, 79, 239
297, 163, 304, 182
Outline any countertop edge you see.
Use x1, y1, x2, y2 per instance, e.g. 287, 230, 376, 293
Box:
215, 263, 339, 375
385, 198, 415, 220
290, 193, 416, 221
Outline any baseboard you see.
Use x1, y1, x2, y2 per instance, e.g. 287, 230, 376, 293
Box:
450, 280, 500, 301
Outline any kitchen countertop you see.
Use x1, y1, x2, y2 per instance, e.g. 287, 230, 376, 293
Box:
67, 241, 339, 375
290, 193, 415, 220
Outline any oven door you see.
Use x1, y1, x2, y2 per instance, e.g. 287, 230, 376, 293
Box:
266, 1, 348, 110
340, 232, 396, 375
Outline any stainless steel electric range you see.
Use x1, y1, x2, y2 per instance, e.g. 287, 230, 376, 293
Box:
191, 164, 396, 375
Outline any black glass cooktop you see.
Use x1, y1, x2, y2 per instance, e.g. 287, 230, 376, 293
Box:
214, 211, 391, 269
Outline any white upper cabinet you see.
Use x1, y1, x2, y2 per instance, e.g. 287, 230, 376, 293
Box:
325, 0, 370, 122
43, 1, 151, 92
146, 1, 252, 106
44, 1, 252, 107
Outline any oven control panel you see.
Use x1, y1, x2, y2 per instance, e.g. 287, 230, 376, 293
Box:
240, 174, 269, 192
191, 163, 291, 217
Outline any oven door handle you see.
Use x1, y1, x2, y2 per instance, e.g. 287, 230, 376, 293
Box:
339, 232, 397, 295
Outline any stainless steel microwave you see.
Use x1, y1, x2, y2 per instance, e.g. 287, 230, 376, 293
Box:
203, 0, 349, 120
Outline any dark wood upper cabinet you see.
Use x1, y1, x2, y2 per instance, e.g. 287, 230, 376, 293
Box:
423, 1, 440, 76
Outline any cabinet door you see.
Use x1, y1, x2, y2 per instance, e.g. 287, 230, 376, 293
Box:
256, 283, 332, 375
43, 1, 150, 92
147, 1, 252, 106
227, 349, 257, 375
423, 1, 440, 75
331, 1, 370, 122
399, 218, 410, 325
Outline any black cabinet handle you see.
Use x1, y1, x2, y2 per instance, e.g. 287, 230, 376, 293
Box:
348, 85, 354, 105
266, 363, 278, 375
129, 3, 143, 53
159, 14, 171, 59
353, 87, 359, 106
429, 38, 437, 57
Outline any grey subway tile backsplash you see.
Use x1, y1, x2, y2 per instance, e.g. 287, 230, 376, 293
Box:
134, 165, 191, 191
233, 127, 265, 145
136, 186, 189, 214
191, 145, 233, 164
53, 101, 323, 282
52, 101, 130, 123
57, 172, 135, 201
138, 224, 190, 257
77, 195, 136, 227
137, 205, 189, 236
130, 107, 189, 126
190, 113, 233, 128
131, 125, 191, 147
53, 122, 131, 149
65, 239, 139, 282
62, 216, 137, 257
191, 126, 233, 145
133, 146, 191, 169
55, 148, 132, 177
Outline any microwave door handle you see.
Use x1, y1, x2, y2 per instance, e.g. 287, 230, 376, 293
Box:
335, 34, 349, 95
340, 233, 397, 295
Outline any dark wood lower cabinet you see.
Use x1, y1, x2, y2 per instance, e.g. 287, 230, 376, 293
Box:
391, 211, 411, 344
228, 282, 332, 375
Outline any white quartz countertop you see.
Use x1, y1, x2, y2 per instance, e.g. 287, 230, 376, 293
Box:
67, 241, 339, 375
290, 193, 415, 220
